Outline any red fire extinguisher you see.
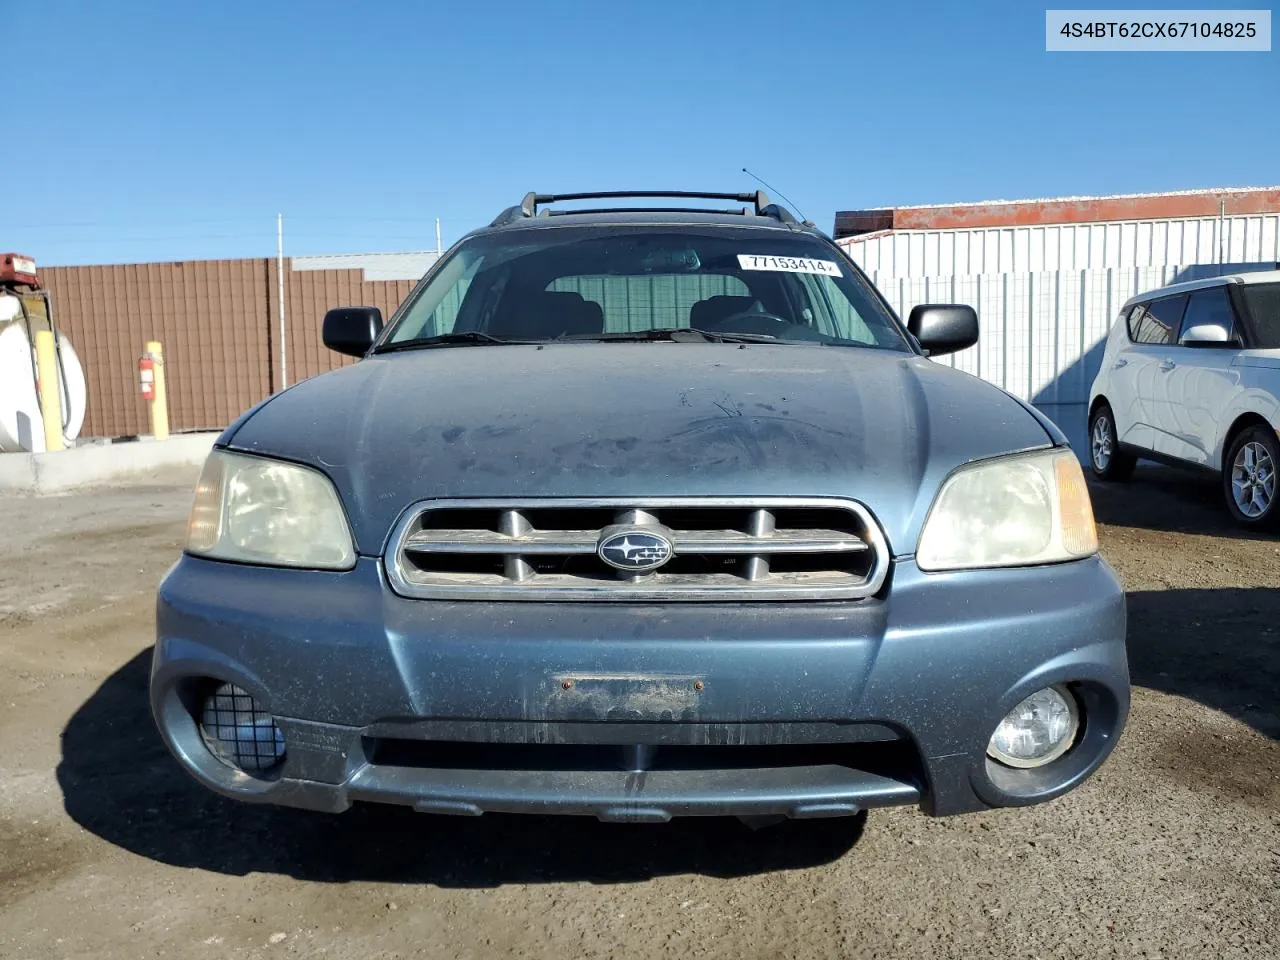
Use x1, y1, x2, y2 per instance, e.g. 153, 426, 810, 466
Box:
139, 354, 156, 401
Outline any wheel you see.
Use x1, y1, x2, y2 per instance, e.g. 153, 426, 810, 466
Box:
1223, 426, 1280, 529
1088, 403, 1136, 481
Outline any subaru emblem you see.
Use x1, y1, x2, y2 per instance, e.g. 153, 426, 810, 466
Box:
597, 530, 674, 572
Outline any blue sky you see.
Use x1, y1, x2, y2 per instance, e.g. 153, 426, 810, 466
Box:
12, 1, 1278, 265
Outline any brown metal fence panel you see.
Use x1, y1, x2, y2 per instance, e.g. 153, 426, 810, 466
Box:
281, 267, 415, 385
43, 260, 272, 437
41, 258, 417, 439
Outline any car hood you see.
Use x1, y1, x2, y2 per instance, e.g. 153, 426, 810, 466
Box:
226, 343, 1053, 557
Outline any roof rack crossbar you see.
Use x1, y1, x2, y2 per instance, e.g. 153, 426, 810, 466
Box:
535, 190, 764, 206
490, 189, 805, 227
544, 206, 752, 217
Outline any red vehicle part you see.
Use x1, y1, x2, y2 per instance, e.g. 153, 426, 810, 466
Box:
0, 253, 38, 287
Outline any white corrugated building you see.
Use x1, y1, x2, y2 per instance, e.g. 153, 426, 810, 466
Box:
836, 186, 1280, 277
833, 187, 1280, 454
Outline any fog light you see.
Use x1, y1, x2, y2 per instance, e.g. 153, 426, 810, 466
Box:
199, 683, 285, 772
987, 685, 1079, 768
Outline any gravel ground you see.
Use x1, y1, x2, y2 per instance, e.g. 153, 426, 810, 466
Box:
1, 463, 1276, 959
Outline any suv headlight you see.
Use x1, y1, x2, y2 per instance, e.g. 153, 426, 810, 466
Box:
186, 449, 356, 569
917, 448, 1096, 571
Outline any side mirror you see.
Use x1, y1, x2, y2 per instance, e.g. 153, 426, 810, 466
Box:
1179, 323, 1236, 348
907, 304, 979, 356
323, 306, 383, 357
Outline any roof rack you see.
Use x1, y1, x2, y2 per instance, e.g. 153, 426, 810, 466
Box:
488, 190, 800, 228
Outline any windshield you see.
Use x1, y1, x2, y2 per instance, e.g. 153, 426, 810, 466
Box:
379, 226, 912, 351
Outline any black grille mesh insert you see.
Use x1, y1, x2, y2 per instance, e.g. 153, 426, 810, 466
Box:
199, 683, 285, 772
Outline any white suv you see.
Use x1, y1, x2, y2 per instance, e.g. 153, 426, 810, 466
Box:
1088, 269, 1280, 529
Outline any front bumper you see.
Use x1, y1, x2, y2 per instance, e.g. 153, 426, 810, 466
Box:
151, 554, 1129, 821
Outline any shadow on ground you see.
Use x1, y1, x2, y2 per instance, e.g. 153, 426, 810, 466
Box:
1091, 471, 1279, 740
1090, 463, 1279, 541
57, 650, 866, 885
1127, 587, 1280, 741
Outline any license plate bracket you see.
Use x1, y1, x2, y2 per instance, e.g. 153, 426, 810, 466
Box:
544, 673, 704, 722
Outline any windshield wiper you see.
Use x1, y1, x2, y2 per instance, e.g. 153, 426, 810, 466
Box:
556, 327, 783, 344
374, 331, 536, 352
376, 327, 808, 352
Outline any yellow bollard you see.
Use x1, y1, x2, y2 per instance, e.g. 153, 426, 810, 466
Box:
33, 330, 65, 452
145, 340, 170, 441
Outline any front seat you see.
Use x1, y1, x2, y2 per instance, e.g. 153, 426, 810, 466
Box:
488, 291, 605, 339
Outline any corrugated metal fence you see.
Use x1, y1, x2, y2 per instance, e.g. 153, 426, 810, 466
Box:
843, 212, 1280, 276
41, 259, 415, 439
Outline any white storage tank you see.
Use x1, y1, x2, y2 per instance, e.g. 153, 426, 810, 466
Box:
0, 293, 87, 452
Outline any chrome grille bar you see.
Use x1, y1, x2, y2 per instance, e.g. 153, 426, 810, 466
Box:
499, 510, 533, 582
743, 508, 774, 582
401, 526, 870, 555
387, 497, 889, 602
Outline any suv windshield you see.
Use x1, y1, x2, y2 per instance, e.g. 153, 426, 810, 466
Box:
379, 227, 912, 351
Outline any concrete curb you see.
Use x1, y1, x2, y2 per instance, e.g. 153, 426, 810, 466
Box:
0, 433, 217, 494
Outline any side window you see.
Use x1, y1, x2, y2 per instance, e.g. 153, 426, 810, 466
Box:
1179, 287, 1237, 342
1125, 304, 1146, 341
1129, 295, 1186, 345
1239, 282, 1280, 348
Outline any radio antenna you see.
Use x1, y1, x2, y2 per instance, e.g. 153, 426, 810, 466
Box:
742, 167, 811, 225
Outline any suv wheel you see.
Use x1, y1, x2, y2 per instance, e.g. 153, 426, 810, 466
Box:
1224, 426, 1280, 529
1088, 403, 1135, 481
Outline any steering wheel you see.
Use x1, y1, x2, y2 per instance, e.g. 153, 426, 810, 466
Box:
707, 312, 824, 341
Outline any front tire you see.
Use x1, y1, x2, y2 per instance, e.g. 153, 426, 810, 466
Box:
1088, 403, 1136, 481
1224, 426, 1280, 530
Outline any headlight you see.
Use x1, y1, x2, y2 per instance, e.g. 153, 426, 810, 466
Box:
917, 448, 1096, 571
186, 449, 356, 569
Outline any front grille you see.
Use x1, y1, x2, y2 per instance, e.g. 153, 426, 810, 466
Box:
385, 497, 889, 601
